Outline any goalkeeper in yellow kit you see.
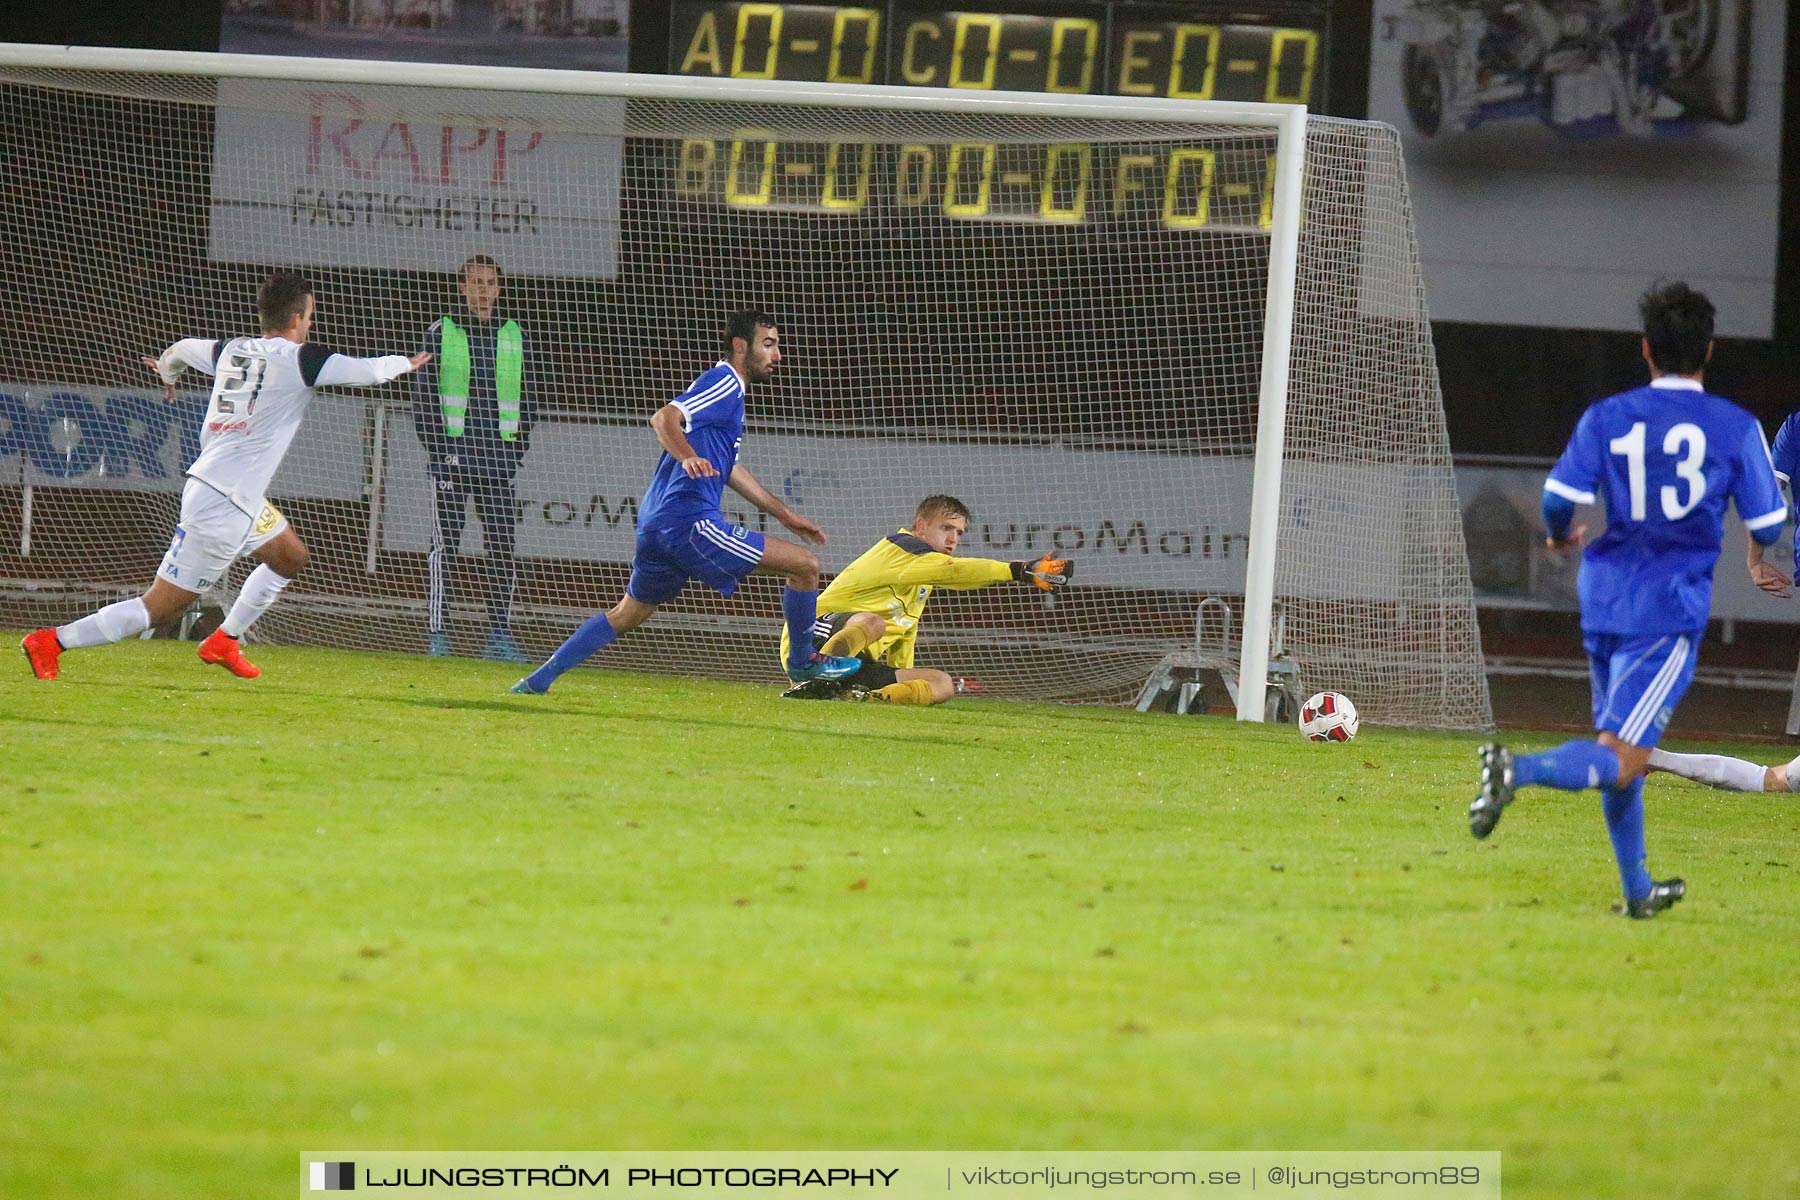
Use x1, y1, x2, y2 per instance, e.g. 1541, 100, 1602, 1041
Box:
779, 494, 1072, 705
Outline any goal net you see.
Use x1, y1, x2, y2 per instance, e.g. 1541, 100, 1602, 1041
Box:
0, 46, 1491, 729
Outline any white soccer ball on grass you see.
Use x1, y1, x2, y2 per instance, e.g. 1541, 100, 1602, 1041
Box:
1299, 691, 1358, 743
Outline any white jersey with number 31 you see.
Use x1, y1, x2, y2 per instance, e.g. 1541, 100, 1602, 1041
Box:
157, 335, 413, 517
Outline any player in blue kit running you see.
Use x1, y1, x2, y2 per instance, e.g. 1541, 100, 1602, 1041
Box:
510, 310, 861, 695
1468, 282, 1788, 918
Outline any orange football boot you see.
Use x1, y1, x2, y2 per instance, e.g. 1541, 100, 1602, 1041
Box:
197, 629, 261, 678
20, 628, 62, 680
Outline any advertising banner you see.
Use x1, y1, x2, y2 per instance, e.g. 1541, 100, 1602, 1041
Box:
377, 414, 1413, 598
0, 383, 365, 500
1368, 0, 1787, 336
13, 394, 1795, 623
209, 81, 624, 279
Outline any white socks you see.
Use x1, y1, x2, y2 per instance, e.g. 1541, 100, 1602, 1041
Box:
56, 597, 151, 649
221, 564, 292, 638
49, 567, 292, 654
1647, 747, 1766, 793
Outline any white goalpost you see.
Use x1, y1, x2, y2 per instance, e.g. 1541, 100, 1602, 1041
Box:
0, 43, 1491, 729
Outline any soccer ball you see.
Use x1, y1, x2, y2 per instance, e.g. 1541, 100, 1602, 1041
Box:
1299, 691, 1359, 743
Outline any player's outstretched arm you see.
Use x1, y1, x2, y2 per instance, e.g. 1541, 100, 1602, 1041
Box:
728, 463, 824, 545
889, 553, 1012, 591
885, 552, 1071, 592
311, 350, 430, 388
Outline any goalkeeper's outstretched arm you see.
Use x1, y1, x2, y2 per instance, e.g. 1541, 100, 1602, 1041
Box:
886, 550, 1073, 592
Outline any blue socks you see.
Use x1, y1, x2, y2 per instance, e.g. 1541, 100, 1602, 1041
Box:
1514, 740, 1622, 791
524, 613, 616, 693
1512, 739, 1652, 903
1602, 777, 1654, 903
781, 587, 819, 670
522, 591, 822, 692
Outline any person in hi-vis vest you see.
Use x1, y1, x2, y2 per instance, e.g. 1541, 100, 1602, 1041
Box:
411, 255, 537, 662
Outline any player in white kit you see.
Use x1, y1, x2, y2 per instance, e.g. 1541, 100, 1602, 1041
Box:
20, 271, 428, 680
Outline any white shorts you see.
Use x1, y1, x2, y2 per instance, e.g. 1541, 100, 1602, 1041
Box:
156, 478, 289, 593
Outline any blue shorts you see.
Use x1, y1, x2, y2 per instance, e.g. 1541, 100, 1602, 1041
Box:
627, 514, 766, 606
1584, 631, 1698, 748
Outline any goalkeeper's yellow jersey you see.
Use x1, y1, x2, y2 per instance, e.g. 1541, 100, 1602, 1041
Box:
780, 530, 1013, 668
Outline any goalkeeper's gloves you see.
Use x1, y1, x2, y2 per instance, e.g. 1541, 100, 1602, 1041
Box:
1011, 554, 1073, 592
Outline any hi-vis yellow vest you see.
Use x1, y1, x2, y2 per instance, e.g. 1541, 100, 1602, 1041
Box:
439, 316, 522, 439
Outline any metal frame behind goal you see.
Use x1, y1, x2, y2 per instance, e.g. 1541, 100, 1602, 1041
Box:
1135, 597, 1301, 722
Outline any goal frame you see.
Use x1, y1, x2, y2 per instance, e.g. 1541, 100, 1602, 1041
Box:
0, 40, 1309, 722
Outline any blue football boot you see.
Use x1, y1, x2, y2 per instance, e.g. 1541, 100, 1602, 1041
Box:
786, 650, 863, 684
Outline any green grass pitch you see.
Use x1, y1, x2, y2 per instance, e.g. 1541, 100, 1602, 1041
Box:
2, 641, 1797, 1198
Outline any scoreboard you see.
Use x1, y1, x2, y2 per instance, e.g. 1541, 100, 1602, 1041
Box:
629, 1, 1335, 227
660, 1, 1331, 107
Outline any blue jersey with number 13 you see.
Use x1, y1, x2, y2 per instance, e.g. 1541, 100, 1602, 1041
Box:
1546, 378, 1785, 636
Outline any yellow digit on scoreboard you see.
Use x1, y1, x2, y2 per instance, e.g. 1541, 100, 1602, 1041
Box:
896, 144, 936, 206
1040, 143, 1090, 222
822, 141, 872, 210
1169, 25, 1220, 100
1047, 18, 1099, 94
726, 131, 778, 205
827, 8, 880, 84
944, 142, 996, 216
1163, 147, 1215, 229
1266, 29, 1318, 105
949, 14, 1002, 89
675, 139, 716, 196
730, 3, 784, 79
